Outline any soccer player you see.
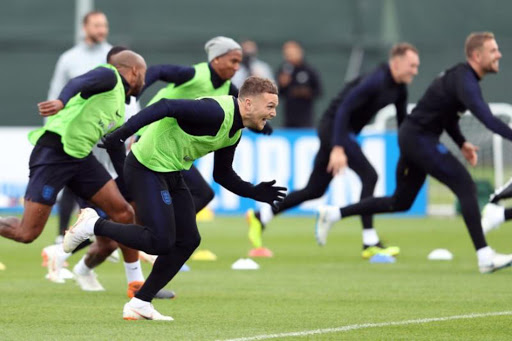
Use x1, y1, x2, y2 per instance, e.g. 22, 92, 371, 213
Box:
0, 51, 145, 283
46, 11, 140, 244
63, 77, 286, 320
40, 47, 175, 298
139, 36, 272, 213
246, 43, 420, 258
316, 32, 512, 274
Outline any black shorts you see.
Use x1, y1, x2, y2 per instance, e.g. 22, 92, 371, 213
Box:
25, 144, 112, 205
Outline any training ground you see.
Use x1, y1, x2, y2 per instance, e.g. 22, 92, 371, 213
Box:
1, 215, 511, 340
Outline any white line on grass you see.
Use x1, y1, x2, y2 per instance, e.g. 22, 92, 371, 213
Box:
218, 311, 512, 341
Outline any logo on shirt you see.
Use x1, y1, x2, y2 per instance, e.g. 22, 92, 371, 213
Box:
183, 155, 194, 162
161, 190, 172, 205
115, 110, 122, 118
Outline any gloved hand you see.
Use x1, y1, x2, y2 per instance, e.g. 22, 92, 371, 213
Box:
252, 180, 287, 209
98, 126, 131, 150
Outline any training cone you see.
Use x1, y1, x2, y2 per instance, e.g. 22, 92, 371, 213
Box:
0, 262, 5, 271
196, 207, 215, 222
179, 264, 191, 272
369, 254, 396, 263
190, 249, 217, 261
231, 258, 259, 270
248, 247, 273, 258
428, 249, 453, 261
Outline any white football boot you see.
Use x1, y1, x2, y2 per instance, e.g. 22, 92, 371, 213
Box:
479, 251, 512, 274
63, 208, 98, 253
123, 301, 173, 321
72, 263, 105, 291
45, 244, 66, 283
315, 206, 336, 246
481, 203, 505, 235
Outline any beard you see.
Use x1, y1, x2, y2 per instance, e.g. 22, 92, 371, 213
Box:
89, 33, 106, 44
484, 61, 499, 74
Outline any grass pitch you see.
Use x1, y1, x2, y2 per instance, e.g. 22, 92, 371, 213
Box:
1, 214, 512, 340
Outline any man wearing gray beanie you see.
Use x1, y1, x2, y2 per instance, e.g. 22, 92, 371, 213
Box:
205, 36, 242, 62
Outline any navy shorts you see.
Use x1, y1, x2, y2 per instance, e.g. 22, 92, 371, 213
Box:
25, 144, 112, 205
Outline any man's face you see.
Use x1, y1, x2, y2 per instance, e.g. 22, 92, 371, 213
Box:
243, 92, 278, 130
478, 39, 502, 74
213, 50, 242, 80
83, 13, 109, 44
283, 42, 303, 65
391, 50, 420, 84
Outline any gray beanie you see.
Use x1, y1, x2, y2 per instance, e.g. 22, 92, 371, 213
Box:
204, 36, 241, 62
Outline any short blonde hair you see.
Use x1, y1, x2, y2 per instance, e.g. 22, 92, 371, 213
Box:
465, 32, 495, 58
389, 43, 418, 59
239, 76, 278, 98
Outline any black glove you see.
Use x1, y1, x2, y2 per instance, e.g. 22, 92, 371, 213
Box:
98, 126, 131, 150
252, 180, 287, 209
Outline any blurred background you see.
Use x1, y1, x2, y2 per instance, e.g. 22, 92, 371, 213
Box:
2, 0, 512, 215
2, 0, 512, 126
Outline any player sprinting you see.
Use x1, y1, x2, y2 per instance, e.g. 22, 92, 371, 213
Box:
246, 43, 419, 258
315, 32, 512, 274
0, 51, 146, 282
41, 46, 174, 299
63, 77, 286, 320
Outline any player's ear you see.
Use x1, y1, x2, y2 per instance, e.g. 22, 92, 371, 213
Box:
245, 96, 252, 109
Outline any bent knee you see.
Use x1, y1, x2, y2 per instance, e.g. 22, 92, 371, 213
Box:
18, 235, 38, 244
153, 243, 172, 255
392, 197, 414, 212
110, 203, 135, 224
16, 222, 43, 244
204, 187, 215, 203
182, 235, 201, 254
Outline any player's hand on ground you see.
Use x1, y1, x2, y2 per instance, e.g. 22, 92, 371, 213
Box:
461, 142, 479, 166
252, 180, 287, 209
38, 100, 64, 117
327, 146, 347, 176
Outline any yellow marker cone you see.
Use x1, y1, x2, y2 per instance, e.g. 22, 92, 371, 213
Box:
190, 249, 217, 261
0, 262, 6, 271
196, 207, 215, 222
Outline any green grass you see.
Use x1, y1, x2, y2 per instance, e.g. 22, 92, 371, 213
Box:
1, 215, 512, 340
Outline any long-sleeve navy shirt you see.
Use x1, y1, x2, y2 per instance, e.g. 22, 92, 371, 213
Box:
139, 62, 276, 135
46, 66, 130, 179
321, 63, 407, 147
141, 63, 239, 97
57, 66, 130, 105
122, 97, 263, 198
409, 62, 512, 147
